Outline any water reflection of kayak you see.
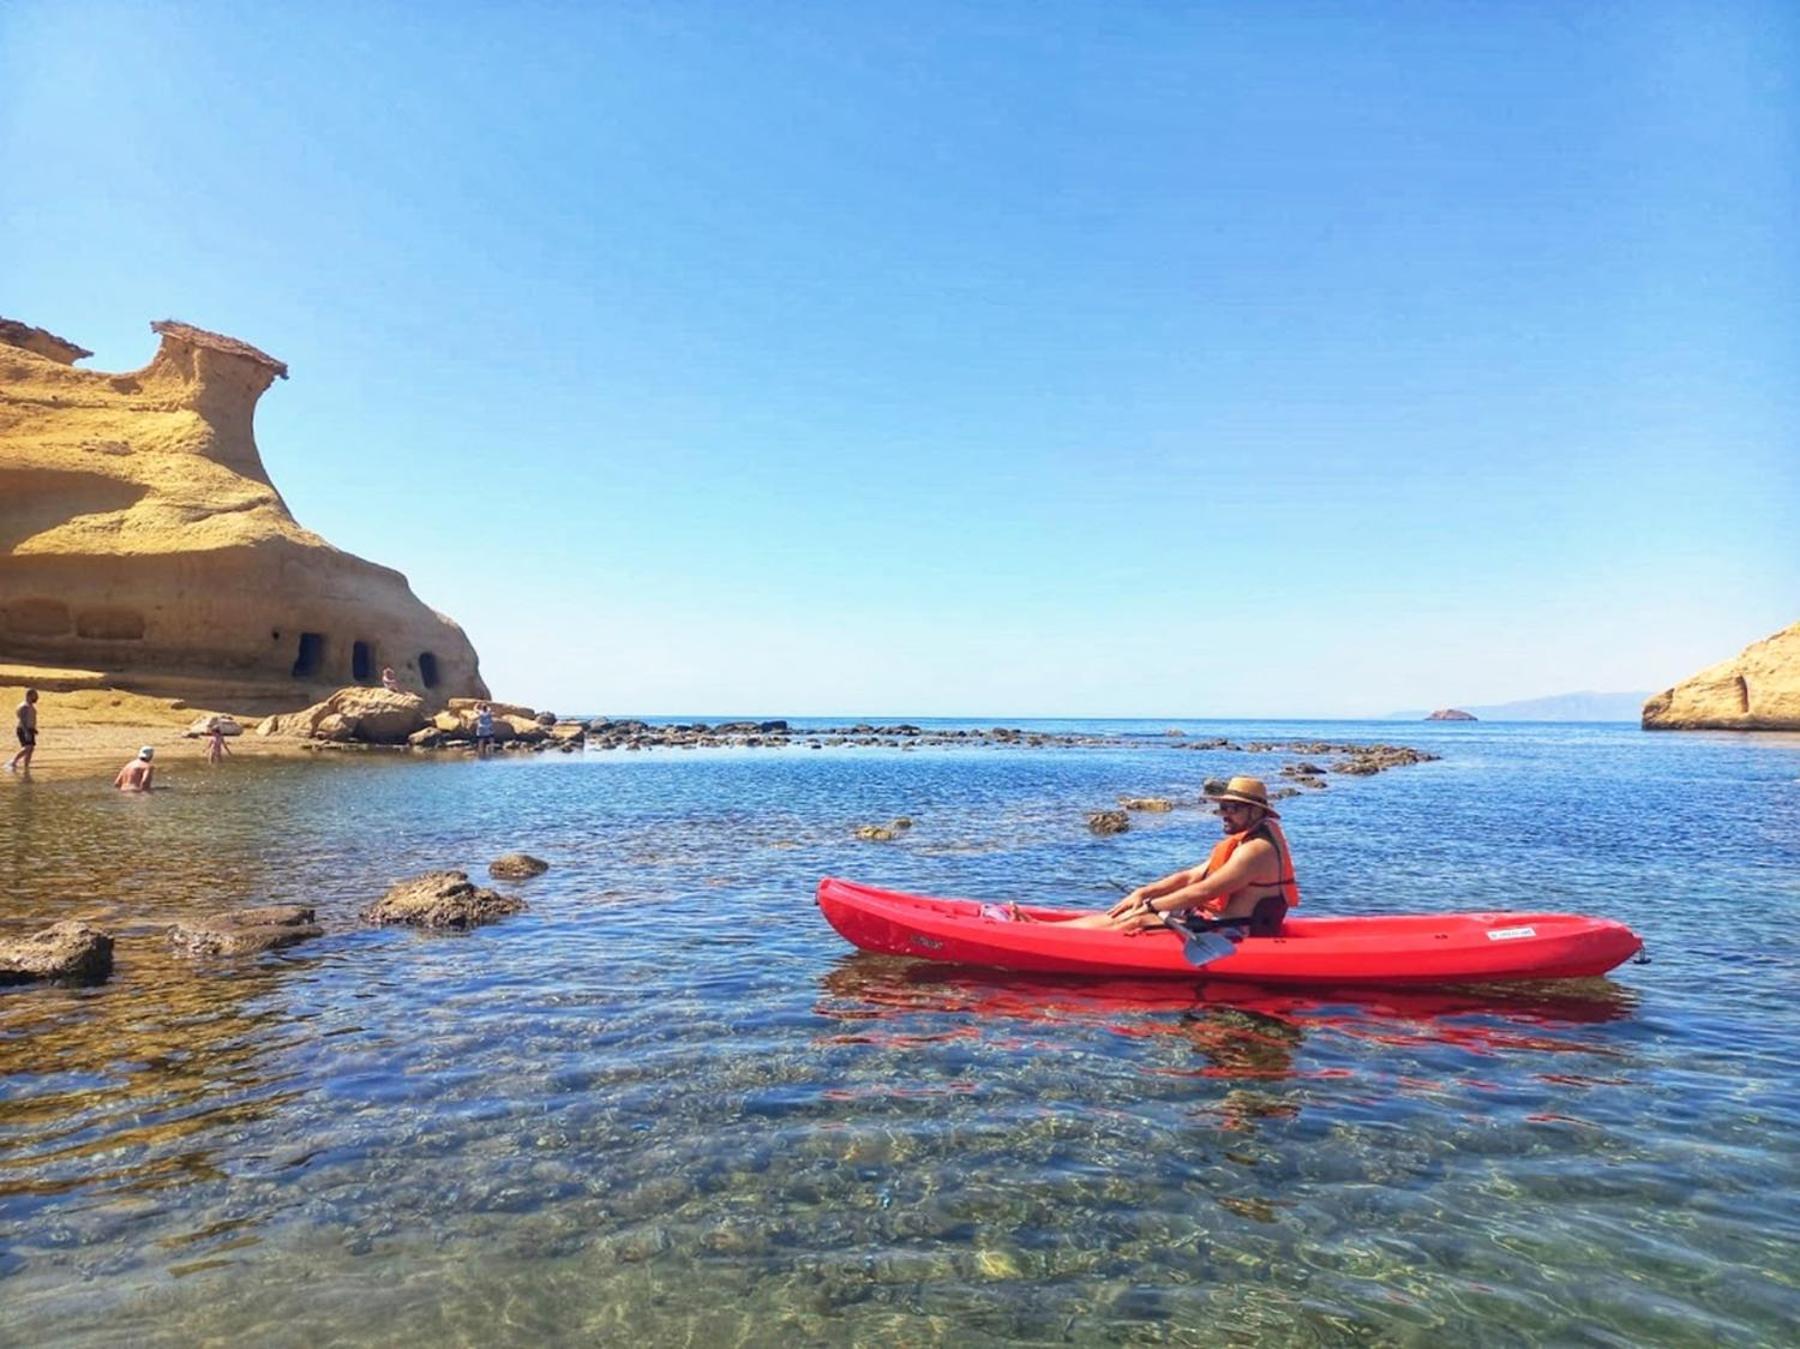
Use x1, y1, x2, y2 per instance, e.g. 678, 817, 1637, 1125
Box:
819, 957, 1640, 1029
816, 959, 1638, 1099
816, 876, 1645, 987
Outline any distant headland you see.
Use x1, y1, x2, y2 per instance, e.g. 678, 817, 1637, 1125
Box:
1642, 622, 1800, 731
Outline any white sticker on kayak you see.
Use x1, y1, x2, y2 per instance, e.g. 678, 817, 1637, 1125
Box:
1487, 926, 1536, 941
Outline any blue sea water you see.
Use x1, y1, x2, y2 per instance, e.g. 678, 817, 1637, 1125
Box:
1, 718, 1797, 1345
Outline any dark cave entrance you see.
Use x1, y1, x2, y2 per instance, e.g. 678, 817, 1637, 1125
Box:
291, 631, 326, 679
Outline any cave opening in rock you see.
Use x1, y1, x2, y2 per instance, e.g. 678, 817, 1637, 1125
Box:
352, 640, 373, 682
291, 631, 326, 679
418, 651, 440, 689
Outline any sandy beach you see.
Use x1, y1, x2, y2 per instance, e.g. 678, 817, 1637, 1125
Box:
2, 676, 317, 776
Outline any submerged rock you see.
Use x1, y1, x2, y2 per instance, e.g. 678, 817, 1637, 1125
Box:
854, 818, 914, 842
489, 853, 550, 879
171, 906, 322, 956
1332, 745, 1436, 775
1118, 797, 1175, 812
364, 871, 526, 929
0, 921, 114, 985
1224, 742, 1437, 779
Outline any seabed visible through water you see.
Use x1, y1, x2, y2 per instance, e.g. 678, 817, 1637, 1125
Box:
2, 718, 1796, 1344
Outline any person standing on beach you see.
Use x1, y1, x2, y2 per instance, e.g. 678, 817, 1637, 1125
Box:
114, 746, 156, 791
205, 719, 232, 765
7, 689, 38, 772
474, 702, 495, 757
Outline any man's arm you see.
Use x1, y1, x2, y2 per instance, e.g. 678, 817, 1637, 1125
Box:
1137, 839, 1276, 920
1109, 865, 1205, 918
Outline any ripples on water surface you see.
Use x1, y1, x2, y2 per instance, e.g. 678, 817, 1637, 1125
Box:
2, 719, 1797, 1345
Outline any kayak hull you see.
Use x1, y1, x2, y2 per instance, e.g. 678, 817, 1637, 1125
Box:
815, 877, 1644, 986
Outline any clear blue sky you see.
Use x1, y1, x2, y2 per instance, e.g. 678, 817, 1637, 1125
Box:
5, 2, 1795, 716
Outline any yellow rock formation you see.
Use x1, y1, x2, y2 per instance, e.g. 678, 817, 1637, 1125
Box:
1642, 621, 1800, 731
0, 317, 486, 708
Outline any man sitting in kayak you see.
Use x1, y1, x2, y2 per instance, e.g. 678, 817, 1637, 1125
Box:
1054, 775, 1300, 935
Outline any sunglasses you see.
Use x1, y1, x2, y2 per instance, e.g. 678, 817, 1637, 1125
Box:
1215, 801, 1254, 814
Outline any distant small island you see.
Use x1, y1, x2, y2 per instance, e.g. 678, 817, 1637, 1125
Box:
1388, 691, 1652, 721
1426, 708, 1478, 721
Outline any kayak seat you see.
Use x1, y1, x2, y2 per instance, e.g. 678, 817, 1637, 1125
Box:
1246, 896, 1288, 938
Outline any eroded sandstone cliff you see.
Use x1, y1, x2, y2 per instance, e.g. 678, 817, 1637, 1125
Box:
1642, 622, 1800, 731
0, 317, 486, 706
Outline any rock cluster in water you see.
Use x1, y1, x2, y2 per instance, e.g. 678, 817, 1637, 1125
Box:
1084, 744, 1438, 832
261, 697, 1348, 755
9, 858, 544, 989
246, 695, 1456, 785
579, 720, 1131, 753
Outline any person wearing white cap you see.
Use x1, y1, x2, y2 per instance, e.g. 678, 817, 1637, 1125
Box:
113, 745, 156, 792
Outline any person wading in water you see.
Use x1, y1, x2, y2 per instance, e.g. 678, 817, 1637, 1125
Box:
7, 688, 38, 773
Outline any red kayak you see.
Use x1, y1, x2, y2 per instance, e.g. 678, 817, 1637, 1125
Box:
816, 877, 1644, 986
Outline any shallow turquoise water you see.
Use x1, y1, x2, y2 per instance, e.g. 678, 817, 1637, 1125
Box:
2, 719, 1797, 1345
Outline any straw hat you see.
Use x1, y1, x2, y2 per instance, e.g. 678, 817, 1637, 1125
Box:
1204, 775, 1277, 817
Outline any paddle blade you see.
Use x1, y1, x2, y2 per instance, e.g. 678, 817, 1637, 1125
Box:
1178, 927, 1242, 968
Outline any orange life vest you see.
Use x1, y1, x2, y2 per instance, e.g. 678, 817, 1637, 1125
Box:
1196, 819, 1301, 915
